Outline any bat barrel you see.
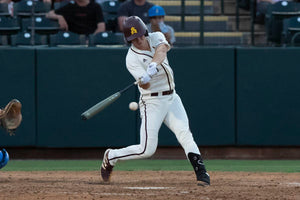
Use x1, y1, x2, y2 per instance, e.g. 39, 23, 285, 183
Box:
81, 92, 121, 120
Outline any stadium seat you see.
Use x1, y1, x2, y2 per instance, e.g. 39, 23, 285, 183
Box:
54, 0, 71, 10
10, 31, 47, 46
265, 1, 300, 44
88, 32, 124, 46
291, 32, 300, 46
0, 35, 8, 45
100, 0, 120, 32
22, 17, 60, 34
13, 0, 51, 18
282, 16, 300, 45
0, 16, 20, 35
100, 0, 120, 13
49, 31, 86, 46
0, 3, 10, 17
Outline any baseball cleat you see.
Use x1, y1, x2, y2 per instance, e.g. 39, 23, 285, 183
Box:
197, 172, 210, 186
101, 149, 114, 182
188, 152, 210, 186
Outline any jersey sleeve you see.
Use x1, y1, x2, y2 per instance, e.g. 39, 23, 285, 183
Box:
126, 52, 146, 81
151, 32, 170, 51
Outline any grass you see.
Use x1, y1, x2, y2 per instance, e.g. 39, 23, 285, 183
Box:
1, 160, 300, 173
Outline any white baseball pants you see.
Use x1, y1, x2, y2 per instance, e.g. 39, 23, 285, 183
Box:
108, 92, 200, 166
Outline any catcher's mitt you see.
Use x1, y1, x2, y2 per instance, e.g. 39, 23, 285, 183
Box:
0, 99, 22, 135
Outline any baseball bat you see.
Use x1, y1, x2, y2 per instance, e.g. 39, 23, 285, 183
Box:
81, 80, 139, 120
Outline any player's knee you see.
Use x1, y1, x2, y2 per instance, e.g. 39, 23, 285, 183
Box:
0, 149, 9, 169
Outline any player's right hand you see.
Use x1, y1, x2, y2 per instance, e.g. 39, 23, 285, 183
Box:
140, 73, 151, 84
147, 62, 158, 77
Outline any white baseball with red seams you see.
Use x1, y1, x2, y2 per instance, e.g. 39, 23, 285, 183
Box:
107, 32, 201, 166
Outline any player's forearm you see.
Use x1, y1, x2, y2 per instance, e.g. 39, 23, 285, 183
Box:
152, 44, 168, 65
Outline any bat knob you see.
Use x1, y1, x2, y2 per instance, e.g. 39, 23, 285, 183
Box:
81, 115, 88, 120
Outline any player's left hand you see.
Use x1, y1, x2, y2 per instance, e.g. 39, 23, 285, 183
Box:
147, 62, 158, 77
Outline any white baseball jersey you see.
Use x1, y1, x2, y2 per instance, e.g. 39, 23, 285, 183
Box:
126, 32, 175, 95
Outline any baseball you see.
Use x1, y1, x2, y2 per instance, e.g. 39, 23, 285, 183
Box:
129, 102, 138, 111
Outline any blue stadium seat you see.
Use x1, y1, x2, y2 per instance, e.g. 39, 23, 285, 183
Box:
13, 0, 51, 18
88, 31, 124, 46
22, 17, 60, 34
283, 16, 300, 45
49, 31, 86, 46
0, 3, 10, 17
11, 31, 48, 46
100, 0, 120, 32
0, 16, 20, 35
291, 32, 300, 46
265, 1, 300, 44
0, 35, 8, 45
54, 0, 71, 10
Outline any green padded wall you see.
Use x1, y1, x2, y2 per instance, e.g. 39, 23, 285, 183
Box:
0, 48, 36, 146
157, 47, 235, 146
36, 48, 137, 147
237, 48, 300, 145
2, 47, 299, 148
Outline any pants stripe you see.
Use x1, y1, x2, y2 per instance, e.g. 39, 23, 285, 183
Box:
109, 98, 148, 161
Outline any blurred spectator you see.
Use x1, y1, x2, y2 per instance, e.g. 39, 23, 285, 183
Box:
46, 0, 105, 35
0, 0, 14, 16
146, 5, 175, 45
117, 0, 153, 32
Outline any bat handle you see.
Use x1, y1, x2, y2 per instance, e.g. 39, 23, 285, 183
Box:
119, 80, 140, 94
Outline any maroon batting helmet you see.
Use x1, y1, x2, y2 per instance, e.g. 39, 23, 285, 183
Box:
123, 16, 148, 42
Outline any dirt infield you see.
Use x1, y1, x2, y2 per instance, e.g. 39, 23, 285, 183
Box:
0, 171, 299, 200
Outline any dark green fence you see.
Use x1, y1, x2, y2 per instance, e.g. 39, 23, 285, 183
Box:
0, 49, 36, 146
236, 47, 300, 145
0, 47, 300, 147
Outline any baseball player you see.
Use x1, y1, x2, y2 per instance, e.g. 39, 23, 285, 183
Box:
101, 16, 210, 186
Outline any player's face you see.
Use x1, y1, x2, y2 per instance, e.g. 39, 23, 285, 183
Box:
131, 35, 150, 50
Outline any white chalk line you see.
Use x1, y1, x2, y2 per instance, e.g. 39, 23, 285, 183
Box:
286, 182, 300, 186
124, 186, 173, 190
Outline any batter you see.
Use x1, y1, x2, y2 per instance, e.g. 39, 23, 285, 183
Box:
101, 16, 210, 186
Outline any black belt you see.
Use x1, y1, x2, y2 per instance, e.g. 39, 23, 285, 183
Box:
150, 89, 174, 96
